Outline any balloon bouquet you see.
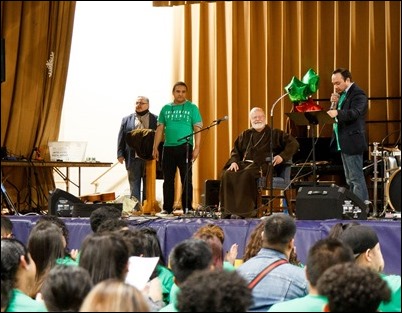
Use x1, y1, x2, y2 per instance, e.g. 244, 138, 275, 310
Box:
285, 68, 322, 112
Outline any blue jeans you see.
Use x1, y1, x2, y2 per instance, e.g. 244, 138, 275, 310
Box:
341, 153, 369, 202
127, 157, 146, 203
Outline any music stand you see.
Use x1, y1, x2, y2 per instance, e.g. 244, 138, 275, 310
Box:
286, 110, 334, 186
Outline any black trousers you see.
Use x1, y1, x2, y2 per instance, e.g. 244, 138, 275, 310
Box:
161, 144, 193, 213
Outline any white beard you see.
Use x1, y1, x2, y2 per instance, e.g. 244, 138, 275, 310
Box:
252, 122, 265, 131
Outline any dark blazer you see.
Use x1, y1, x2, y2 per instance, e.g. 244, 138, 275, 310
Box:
117, 112, 158, 170
330, 83, 368, 155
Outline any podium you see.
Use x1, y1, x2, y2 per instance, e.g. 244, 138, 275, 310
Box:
286, 110, 335, 186
142, 159, 160, 215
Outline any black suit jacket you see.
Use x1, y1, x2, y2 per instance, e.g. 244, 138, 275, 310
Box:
330, 83, 368, 155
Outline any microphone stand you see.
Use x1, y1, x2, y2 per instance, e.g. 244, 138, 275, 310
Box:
268, 92, 289, 216
178, 119, 226, 215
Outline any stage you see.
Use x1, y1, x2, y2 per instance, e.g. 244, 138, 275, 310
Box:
7, 215, 401, 275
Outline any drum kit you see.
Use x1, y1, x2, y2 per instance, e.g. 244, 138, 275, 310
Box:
371, 142, 401, 216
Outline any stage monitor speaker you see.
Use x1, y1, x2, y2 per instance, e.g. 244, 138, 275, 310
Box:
204, 180, 220, 207
71, 203, 123, 218
48, 188, 83, 217
296, 185, 367, 220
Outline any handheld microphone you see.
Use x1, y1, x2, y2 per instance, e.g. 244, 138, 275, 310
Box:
330, 92, 339, 110
213, 116, 229, 124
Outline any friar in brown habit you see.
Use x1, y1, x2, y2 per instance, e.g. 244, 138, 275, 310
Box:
220, 107, 299, 218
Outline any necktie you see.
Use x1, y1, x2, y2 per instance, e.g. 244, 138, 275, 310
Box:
337, 92, 346, 109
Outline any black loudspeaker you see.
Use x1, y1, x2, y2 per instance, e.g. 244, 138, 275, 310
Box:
296, 185, 367, 220
48, 189, 83, 217
72, 203, 123, 218
204, 180, 220, 207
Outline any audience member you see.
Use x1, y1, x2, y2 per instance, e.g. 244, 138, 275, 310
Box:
40, 265, 93, 312
236, 214, 308, 311
36, 215, 79, 261
79, 232, 129, 285
118, 228, 166, 311
138, 227, 174, 304
79, 279, 150, 312
194, 223, 238, 269
339, 224, 401, 311
177, 269, 253, 312
268, 238, 354, 312
317, 262, 391, 312
28, 221, 75, 297
243, 220, 302, 267
326, 221, 360, 239
192, 230, 224, 270
160, 238, 213, 312
97, 218, 129, 233
89, 206, 122, 233
1, 215, 13, 238
219, 107, 299, 218
1, 238, 47, 312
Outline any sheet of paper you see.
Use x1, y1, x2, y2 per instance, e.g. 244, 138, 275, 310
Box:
125, 256, 159, 290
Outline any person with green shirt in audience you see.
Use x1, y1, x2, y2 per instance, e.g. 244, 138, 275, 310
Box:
268, 238, 354, 312
339, 224, 401, 312
1, 238, 48, 312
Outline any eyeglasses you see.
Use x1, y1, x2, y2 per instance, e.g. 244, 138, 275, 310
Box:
136, 102, 148, 105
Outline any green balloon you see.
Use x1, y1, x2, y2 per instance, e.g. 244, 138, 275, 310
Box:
285, 76, 308, 102
302, 68, 320, 95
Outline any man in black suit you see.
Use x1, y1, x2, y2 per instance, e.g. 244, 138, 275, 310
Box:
327, 68, 369, 203
117, 96, 158, 207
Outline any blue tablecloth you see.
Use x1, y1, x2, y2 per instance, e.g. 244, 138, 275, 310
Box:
8, 216, 401, 275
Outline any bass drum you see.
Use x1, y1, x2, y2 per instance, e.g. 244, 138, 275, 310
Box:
386, 168, 401, 211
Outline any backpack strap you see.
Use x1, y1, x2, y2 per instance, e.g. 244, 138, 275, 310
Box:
248, 258, 288, 289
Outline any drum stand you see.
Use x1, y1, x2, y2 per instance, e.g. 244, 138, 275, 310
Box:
371, 142, 381, 217
371, 142, 400, 217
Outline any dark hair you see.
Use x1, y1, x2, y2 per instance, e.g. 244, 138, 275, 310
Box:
37, 215, 72, 258
306, 238, 354, 286
332, 68, 352, 81
317, 262, 391, 312
169, 238, 212, 284
41, 265, 93, 312
1, 238, 31, 310
138, 227, 167, 266
28, 221, 66, 295
79, 232, 129, 285
177, 270, 253, 312
37, 215, 69, 244
97, 218, 129, 233
263, 213, 296, 245
327, 222, 360, 239
172, 81, 187, 93
89, 206, 122, 232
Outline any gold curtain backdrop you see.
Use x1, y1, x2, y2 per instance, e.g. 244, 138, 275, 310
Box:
1, 1, 76, 212
1, 1, 400, 212
159, 1, 401, 206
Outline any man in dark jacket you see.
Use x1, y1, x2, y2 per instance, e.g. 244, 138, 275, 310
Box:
328, 68, 369, 203
117, 96, 158, 207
